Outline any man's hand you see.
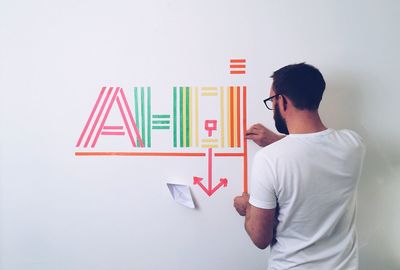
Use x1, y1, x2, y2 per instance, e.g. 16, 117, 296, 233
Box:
246, 123, 285, 147
234, 192, 250, 216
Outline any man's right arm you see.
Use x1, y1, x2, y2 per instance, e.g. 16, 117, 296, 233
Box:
246, 123, 285, 147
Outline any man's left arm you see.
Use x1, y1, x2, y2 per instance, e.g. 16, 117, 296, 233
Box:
234, 193, 276, 249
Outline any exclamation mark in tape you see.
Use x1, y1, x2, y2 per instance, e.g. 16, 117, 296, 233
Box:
230, 59, 246, 74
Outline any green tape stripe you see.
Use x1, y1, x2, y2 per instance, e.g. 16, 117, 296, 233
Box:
173, 87, 177, 147
152, 126, 170, 130
185, 87, 189, 147
152, 115, 170, 119
183, 87, 187, 147
179, 86, 183, 148
152, 120, 170, 124
147, 87, 151, 147
134, 87, 140, 147
141, 87, 146, 147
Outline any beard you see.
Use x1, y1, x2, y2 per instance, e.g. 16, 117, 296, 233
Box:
274, 104, 289, 135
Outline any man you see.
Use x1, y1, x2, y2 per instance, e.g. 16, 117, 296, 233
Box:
234, 63, 365, 269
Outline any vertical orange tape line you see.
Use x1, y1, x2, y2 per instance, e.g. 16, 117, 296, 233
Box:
229, 86, 234, 147
233, 87, 237, 147
236, 86, 241, 148
243, 86, 248, 193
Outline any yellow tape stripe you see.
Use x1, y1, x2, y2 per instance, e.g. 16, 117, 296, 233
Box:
201, 138, 218, 142
201, 87, 218, 91
220, 86, 224, 148
195, 87, 199, 147
201, 144, 219, 148
201, 92, 218, 96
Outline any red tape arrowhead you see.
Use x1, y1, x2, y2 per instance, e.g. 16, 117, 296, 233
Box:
220, 178, 228, 187
193, 176, 203, 185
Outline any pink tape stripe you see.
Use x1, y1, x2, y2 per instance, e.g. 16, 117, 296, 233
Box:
84, 87, 113, 148
119, 88, 144, 147
101, 131, 125, 135
103, 126, 123, 130
197, 181, 211, 197
91, 87, 120, 148
116, 96, 136, 147
76, 87, 106, 147
211, 180, 225, 195
208, 148, 212, 191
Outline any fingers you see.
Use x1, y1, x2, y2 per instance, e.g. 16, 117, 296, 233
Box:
234, 195, 249, 216
247, 123, 262, 132
246, 125, 260, 136
246, 133, 263, 146
246, 123, 278, 147
252, 123, 266, 130
247, 123, 267, 134
246, 132, 264, 143
245, 134, 258, 140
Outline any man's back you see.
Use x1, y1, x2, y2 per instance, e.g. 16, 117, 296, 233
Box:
249, 128, 365, 270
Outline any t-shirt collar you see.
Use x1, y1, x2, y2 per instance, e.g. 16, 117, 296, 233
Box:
288, 128, 333, 138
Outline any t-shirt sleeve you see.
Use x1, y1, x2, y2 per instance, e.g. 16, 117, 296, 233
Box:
343, 129, 366, 157
249, 151, 277, 209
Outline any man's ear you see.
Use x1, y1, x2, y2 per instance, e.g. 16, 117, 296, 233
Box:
283, 96, 287, 110
279, 95, 288, 111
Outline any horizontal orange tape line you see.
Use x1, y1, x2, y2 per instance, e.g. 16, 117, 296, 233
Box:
230, 70, 246, 74
230, 64, 246, 68
75, 152, 206, 157
230, 59, 246, 63
214, 153, 244, 157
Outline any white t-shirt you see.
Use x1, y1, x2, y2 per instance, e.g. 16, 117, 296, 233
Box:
249, 128, 365, 270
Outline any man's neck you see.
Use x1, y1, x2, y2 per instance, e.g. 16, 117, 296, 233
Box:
286, 110, 327, 134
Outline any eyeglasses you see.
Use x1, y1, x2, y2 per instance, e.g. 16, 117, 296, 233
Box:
263, 94, 281, 110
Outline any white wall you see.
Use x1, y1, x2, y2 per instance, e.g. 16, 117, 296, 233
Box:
1, 1, 399, 269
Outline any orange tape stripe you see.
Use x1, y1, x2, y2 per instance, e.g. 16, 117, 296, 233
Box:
230, 70, 246, 74
230, 64, 246, 68
230, 86, 234, 147
214, 153, 244, 157
236, 86, 241, 147
230, 59, 246, 63
243, 86, 248, 193
75, 152, 206, 157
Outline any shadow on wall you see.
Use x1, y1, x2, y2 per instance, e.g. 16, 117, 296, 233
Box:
320, 73, 400, 270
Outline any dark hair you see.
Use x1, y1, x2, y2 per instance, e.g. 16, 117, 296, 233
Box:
270, 63, 326, 110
